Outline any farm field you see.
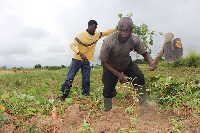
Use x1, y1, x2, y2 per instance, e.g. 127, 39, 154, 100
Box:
0, 64, 199, 133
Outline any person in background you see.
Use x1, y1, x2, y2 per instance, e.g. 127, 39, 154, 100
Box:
60, 20, 116, 101
91, 64, 95, 71
98, 17, 157, 112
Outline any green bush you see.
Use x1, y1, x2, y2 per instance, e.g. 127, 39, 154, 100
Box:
12, 67, 18, 72
44, 66, 61, 70
158, 61, 170, 67
0, 66, 7, 70
134, 59, 147, 64
170, 58, 185, 67
184, 51, 200, 67
34, 64, 42, 69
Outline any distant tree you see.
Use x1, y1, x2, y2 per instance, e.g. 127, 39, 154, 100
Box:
19, 67, 24, 70
0, 66, 7, 70
12, 67, 18, 72
34, 64, 42, 69
44, 66, 61, 70
61, 65, 66, 68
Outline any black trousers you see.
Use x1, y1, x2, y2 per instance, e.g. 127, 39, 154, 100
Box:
102, 61, 145, 98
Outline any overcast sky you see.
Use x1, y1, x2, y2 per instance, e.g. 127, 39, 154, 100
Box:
0, 0, 199, 68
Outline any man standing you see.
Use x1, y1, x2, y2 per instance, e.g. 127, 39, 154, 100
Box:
98, 17, 157, 112
60, 20, 116, 101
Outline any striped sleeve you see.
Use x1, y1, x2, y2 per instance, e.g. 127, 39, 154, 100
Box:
101, 27, 116, 37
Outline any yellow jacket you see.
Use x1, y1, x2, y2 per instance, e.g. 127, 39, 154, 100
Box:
70, 28, 116, 61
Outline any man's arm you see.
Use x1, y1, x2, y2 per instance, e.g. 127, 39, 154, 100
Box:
70, 37, 88, 61
69, 39, 79, 54
101, 27, 117, 37
133, 35, 156, 71
141, 52, 157, 71
77, 51, 88, 62
101, 61, 128, 84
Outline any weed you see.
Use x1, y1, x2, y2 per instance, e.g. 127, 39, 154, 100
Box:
77, 123, 93, 133
0, 114, 10, 128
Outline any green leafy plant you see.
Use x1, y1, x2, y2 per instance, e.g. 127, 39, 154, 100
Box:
184, 51, 200, 67
78, 123, 93, 133
125, 107, 134, 114
120, 128, 127, 133
0, 114, 10, 128
118, 13, 163, 53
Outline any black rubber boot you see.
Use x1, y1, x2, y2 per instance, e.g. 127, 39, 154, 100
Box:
104, 98, 112, 112
136, 85, 157, 108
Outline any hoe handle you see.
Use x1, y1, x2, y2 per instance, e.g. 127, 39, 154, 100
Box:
153, 45, 164, 66
149, 44, 164, 71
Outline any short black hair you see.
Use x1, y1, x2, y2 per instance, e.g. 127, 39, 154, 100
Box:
88, 20, 98, 26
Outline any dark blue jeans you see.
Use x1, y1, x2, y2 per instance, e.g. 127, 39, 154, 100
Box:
61, 58, 91, 96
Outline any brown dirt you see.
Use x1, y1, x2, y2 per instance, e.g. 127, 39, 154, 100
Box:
0, 70, 48, 75
0, 71, 14, 75
1, 103, 199, 133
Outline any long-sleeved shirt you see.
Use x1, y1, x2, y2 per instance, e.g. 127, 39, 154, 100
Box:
70, 27, 116, 61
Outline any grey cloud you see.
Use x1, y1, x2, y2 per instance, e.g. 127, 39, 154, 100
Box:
0, 0, 199, 68
0, 39, 33, 55
0, 26, 49, 56
45, 45, 65, 53
20, 26, 49, 39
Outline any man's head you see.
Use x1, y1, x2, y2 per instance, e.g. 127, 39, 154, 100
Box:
88, 20, 98, 35
117, 17, 133, 43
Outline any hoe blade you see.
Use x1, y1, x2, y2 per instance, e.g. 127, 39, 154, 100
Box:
164, 38, 183, 63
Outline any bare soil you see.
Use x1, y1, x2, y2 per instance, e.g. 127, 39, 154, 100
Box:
1, 102, 199, 133
0, 70, 47, 75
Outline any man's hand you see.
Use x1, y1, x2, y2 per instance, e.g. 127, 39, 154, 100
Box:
78, 52, 88, 62
149, 61, 157, 71
141, 52, 157, 71
101, 61, 129, 84
117, 73, 129, 84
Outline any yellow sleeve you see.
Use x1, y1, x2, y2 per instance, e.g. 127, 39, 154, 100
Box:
69, 39, 79, 54
101, 27, 116, 37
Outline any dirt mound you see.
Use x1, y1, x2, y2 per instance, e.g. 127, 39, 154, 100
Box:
90, 107, 131, 132
1, 104, 199, 133
0, 112, 17, 133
